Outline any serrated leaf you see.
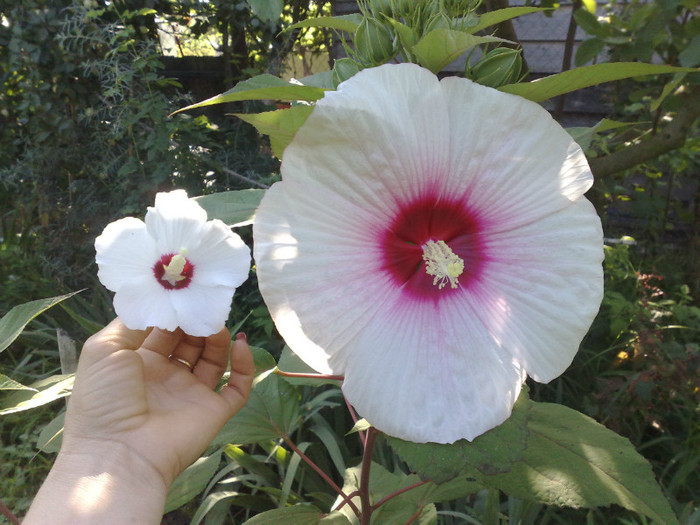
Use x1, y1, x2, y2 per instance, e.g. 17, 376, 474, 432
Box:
0, 292, 80, 354
212, 374, 300, 445
412, 29, 508, 74
235, 105, 315, 159
0, 374, 74, 415
172, 75, 325, 115
470, 7, 548, 34
165, 452, 222, 513
480, 402, 679, 525
194, 189, 265, 227
499, 63, 697, 102
286, 14, 363, 34
386, 388, 529, 484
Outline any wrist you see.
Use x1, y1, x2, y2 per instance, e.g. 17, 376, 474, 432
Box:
24, 438, 169, 525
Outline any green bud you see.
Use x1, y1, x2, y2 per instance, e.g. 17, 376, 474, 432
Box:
468, 47, 523, 88
355, 16, 396, 65
332, 58, 362, 87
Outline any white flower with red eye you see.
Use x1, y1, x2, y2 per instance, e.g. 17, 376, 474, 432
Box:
95, 190, 251, 337
253, 63, 604, 444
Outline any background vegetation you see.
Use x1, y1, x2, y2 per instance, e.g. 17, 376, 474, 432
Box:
1, 0, 698, 523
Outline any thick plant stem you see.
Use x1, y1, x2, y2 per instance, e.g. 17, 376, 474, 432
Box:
359, 428, 379, 525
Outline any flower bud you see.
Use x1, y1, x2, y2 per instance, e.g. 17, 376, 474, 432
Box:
469, 48, 523, 88
355, 16, 396, 65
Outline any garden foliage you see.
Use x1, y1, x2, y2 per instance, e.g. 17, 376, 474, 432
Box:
1, 0, 699, 523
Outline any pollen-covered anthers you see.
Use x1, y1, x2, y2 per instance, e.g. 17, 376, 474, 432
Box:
422, 240, 465, 290
154, 248, 194, 289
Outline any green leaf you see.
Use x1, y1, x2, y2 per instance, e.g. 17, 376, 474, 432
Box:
242, 504, 346, 525
0, 292, 80, 355
212, 374, 300, 445
250, 345, 277, 376
575, 38, 605, 66
194, 189, 265, 227
499, 63, 697, 102
679, 34, 700, 67
172, 75, 326, 115
37, 411, 65, 453
0, 374, 33, 391
481, 402, 679, 525
277, 345, 341, 386
165, 452, 222, 513
247, 0, 284, 23
412, 29, 507, 74
286, 14, 363, 34
567, 118, 636, 150
470, 7, 549, 34
574, 9, 602, 36
0, 374, 74, 415
386, 388, 529, 484
235, 105, 315, 159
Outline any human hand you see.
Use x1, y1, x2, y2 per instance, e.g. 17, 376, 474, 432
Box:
24, 318, 255, 525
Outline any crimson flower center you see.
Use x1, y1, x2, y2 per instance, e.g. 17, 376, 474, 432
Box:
153, 250, 194, 290
380, 195, 484, 300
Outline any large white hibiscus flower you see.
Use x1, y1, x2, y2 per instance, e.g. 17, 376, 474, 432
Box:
95, 190, 251, 337
253, 63, 604, 443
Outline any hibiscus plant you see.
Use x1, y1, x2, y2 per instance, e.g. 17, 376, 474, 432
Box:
1, 0, 696, 523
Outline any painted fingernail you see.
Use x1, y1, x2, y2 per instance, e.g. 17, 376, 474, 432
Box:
235, 332, 247, 342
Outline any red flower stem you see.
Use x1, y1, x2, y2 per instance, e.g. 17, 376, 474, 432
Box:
282, 435, 360, 517
343, 395, 366, 447
0, 499, 20, 525
359, 427, 379, 525
372, 479, 430, 511
274, 369, 345, 381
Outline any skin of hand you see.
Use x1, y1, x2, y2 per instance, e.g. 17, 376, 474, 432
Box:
23, 317, 255, 525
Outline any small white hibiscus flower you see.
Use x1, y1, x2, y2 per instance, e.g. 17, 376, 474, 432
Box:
95, 190, 251, 337
253, 63, 604, 444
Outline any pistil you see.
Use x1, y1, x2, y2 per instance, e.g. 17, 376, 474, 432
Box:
422, 240, 464, 289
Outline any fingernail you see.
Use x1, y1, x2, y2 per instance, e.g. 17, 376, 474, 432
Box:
235, 332, 247, 342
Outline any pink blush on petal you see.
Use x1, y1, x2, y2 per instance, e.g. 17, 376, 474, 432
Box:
379, 194, 487, 300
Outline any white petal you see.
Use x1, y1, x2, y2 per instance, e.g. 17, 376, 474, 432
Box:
145, 190, 208, 254
342, 290, 526, 443
95, 217, 158, 292
188, 220, 251, 288
439, 76, 593, 230
281, 63, 452, 213
254, 180, 386, 375
473, 197, 604, 382
112, 275, 179, 332
170, 284, 235, 337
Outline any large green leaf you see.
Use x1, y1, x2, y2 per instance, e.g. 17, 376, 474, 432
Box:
247, 0, 283, 23
165, 452, 222, 513
194, 189, 265, 227
387, 388, 529, 484
0, 374, 33, 391
0, 374, 74, 415
481, 402, 679, 525
37, 411, 65, 453
470, 7, 548, 34
286, 14, 363, 34
0, 292, 79, 355
412, 29, 506, 74
235, 105, 315, 159
172, 75, 326, 115
212, 373, 300, 445
499, 63, 696, 102
243, 504, 350, 525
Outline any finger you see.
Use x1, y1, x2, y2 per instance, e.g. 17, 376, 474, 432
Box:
192, 327, 231, 388
219, 333, 255, 414
80, 317, 151, 366
141, 327, 185, 359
